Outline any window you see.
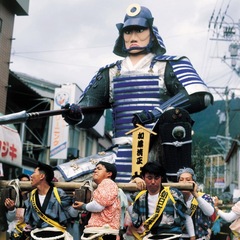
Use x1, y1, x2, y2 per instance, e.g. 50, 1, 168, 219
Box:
85, 135, 93, 157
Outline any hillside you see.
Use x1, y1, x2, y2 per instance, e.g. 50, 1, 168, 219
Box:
105, 98, 240, 155
191, 97, 240, 154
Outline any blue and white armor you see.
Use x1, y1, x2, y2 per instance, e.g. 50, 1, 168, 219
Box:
74, 52, 212, 182
111, 54, 167, 181
63, 4, 213, 182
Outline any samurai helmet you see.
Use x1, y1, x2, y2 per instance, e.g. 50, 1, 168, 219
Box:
113, 4, 166, 57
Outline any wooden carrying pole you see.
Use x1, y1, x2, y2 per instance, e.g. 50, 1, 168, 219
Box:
0, 180, 194, 192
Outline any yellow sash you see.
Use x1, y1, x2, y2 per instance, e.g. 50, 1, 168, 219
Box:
12, 221, 27, 238
30, 188, 66, 232
132, 187, 175, 239
190, 192, 205, 216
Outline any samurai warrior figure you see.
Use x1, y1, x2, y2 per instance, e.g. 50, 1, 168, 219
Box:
62, 4, 213, 182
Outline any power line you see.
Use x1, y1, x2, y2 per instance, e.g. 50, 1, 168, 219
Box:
11, 45, 113, 55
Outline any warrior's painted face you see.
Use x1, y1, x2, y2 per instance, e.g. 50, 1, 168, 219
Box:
123, 27, 151, 54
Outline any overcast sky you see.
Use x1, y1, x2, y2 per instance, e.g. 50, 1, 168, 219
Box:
10, 0, 240, 101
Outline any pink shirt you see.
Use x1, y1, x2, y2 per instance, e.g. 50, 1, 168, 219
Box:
87, 178, 121, 229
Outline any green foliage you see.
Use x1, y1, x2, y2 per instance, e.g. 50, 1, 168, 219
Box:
191, 135, 213, 183
190, 98, 240, 182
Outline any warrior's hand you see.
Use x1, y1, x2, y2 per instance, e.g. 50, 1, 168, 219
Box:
132, 107, 163, 127
61, 103, 83, 125
132, 110, 155, 126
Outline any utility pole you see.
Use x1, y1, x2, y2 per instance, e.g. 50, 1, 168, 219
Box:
225, 87, 230, 152
208, 2, 240, 76
209, 86, 240, 155
207, 1, 240, 194
208, 1, 240, 153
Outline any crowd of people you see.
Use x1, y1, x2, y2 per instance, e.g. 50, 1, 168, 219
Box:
3, 161, 237, 240
2, 3, 239, 240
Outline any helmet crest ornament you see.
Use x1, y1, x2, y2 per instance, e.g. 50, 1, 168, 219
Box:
126, 3, 141, 17
113, 4, 166, 57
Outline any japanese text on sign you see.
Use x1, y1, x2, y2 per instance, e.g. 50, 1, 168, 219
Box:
126, 124, 157, 177
0, 140, 18, 160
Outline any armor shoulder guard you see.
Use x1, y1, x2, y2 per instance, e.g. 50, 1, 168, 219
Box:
153, 55, 186, 62
154, 55, 211, 96
153, 54, 213, 113
81, 61, 119, 96
76, 60, 123, 128
98, 61, 120, 72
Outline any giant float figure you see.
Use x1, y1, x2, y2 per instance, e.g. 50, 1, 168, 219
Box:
61, 4, 213, 182
0, 4, 214, 183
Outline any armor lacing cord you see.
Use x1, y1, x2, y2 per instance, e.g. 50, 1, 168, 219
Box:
161, 140, 192, 147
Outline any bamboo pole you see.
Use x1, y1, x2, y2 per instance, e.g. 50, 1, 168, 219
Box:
0, 180, 193, 191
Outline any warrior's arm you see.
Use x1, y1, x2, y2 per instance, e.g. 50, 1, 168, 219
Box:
164, 61, 213, 114
132, 58, 213, 125
62, 68, 111, 127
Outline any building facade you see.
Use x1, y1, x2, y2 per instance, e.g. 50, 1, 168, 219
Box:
225, 140, 240, 201
0, 0, 29, 113
0, 0, 29, 179
204, 154, 225, 196
0, 0, 112, 180
3, 71, 112, 179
